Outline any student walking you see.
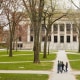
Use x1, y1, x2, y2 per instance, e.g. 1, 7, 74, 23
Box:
65, 62, 68, 72
59, 61, 62, 73
61, 61, 65, 73
57, 60, 60, 73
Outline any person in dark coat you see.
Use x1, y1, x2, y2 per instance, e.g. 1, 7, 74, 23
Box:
65, 62, 68, 72
61, 61, 65, 73
57, 60, 60, 73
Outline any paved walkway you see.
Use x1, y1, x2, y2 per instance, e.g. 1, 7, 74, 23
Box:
48, 50, 76, 80
0, 70, 50, 74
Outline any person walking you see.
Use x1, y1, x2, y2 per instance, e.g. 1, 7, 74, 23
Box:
65, 62, 68, 72
59, 61, 62, 73
61, 61, 65, 73
57, 60, 60, 73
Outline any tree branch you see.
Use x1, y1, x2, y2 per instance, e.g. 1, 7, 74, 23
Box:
51, 13, 67, 25
70, 0, 80, 9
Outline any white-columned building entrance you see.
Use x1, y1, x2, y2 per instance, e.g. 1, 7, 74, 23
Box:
30, 19, 78, 50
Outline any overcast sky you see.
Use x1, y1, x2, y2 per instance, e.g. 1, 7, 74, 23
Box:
46, 0, 79, 9
57, 0, 79, 9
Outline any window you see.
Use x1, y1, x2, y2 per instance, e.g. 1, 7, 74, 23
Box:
18, 44, 19, 47
48, 35, 51, 41
66, 24, 71, 31
67, 36, 70, 43
60, 36, 64, 43
19, 36, 22, 41
53, 24, 58, 31
17, 44, 23, 48
73, 36, 77, 42
73, 24, 77, 32
20, 44, 23, 47
42, 36, 45, 41
30, 36, 33, 41
60, 24, 64, 31
54, 36, 57, 43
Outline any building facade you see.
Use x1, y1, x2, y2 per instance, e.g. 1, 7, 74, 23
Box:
17, 17, 78, 51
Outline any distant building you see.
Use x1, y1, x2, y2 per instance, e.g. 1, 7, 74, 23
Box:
0, 11, 79, 51
16, 12, 79, 51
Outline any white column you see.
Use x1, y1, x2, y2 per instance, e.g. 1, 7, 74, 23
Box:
27, 24, 30, 42
71, 23, 73, 43
64, 23, 66, 43
70, 23, 73, 50
58, 24, 60, 43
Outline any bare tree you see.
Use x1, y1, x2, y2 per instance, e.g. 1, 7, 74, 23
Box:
43, 0, 67, 58
22, 0, 44, 63
0, 0, 3, 8
2, 0, 24, 57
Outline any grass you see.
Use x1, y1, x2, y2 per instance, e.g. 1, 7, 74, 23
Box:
0, 51, 33, 55
0, 74, 48, 80
69, 61, 80, 70
76, 75, 80, 80
65, 50, 78, 53
0, 50, 55, 80
0, 50, 56, 70
0, 62, 53, 70
67, 54, 80, 70
0, 51, 56, 62
67, 54, 80, 60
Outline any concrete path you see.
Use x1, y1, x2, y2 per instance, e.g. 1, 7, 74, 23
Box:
0, 61, 54, 64
48, 50, 76, 80
0, 70, 50, 74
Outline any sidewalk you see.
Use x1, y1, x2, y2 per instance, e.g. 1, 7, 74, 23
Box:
0, 70, 50, 74
48, 50, 76, 80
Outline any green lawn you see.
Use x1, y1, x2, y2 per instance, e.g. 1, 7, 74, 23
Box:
0, 51, 33, 55
0, 50, 55, 80
0, 51, 56, 70
0, 62, 53, 70
0, 51, 56, 62
67, 54, 80, 60
67, 54, 80, 70
76, 75, 80, 80
69, 61, 80, 70
0, 74, 48, 80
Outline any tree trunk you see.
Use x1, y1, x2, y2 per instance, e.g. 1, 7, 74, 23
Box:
9, 32, 13, 57
43, 31, 48, 58
48, 41, 50, 55
39, 25, 42, 52
78, 39, 80, 52
15, 39, 18, 51
12, 40, 15, 50
33, 22, 40, 63
78, 31, 80, 52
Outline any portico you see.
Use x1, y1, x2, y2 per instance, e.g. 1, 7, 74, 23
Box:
22, 18, 78, 50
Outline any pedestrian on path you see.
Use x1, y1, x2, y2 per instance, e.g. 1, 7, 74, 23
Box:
65, 62, 68, 72
49, 50, 76, 80
59, 61, 62, 73
57, 60, 60, 73
57, 60, 66, 73
61, 61, 65, 73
